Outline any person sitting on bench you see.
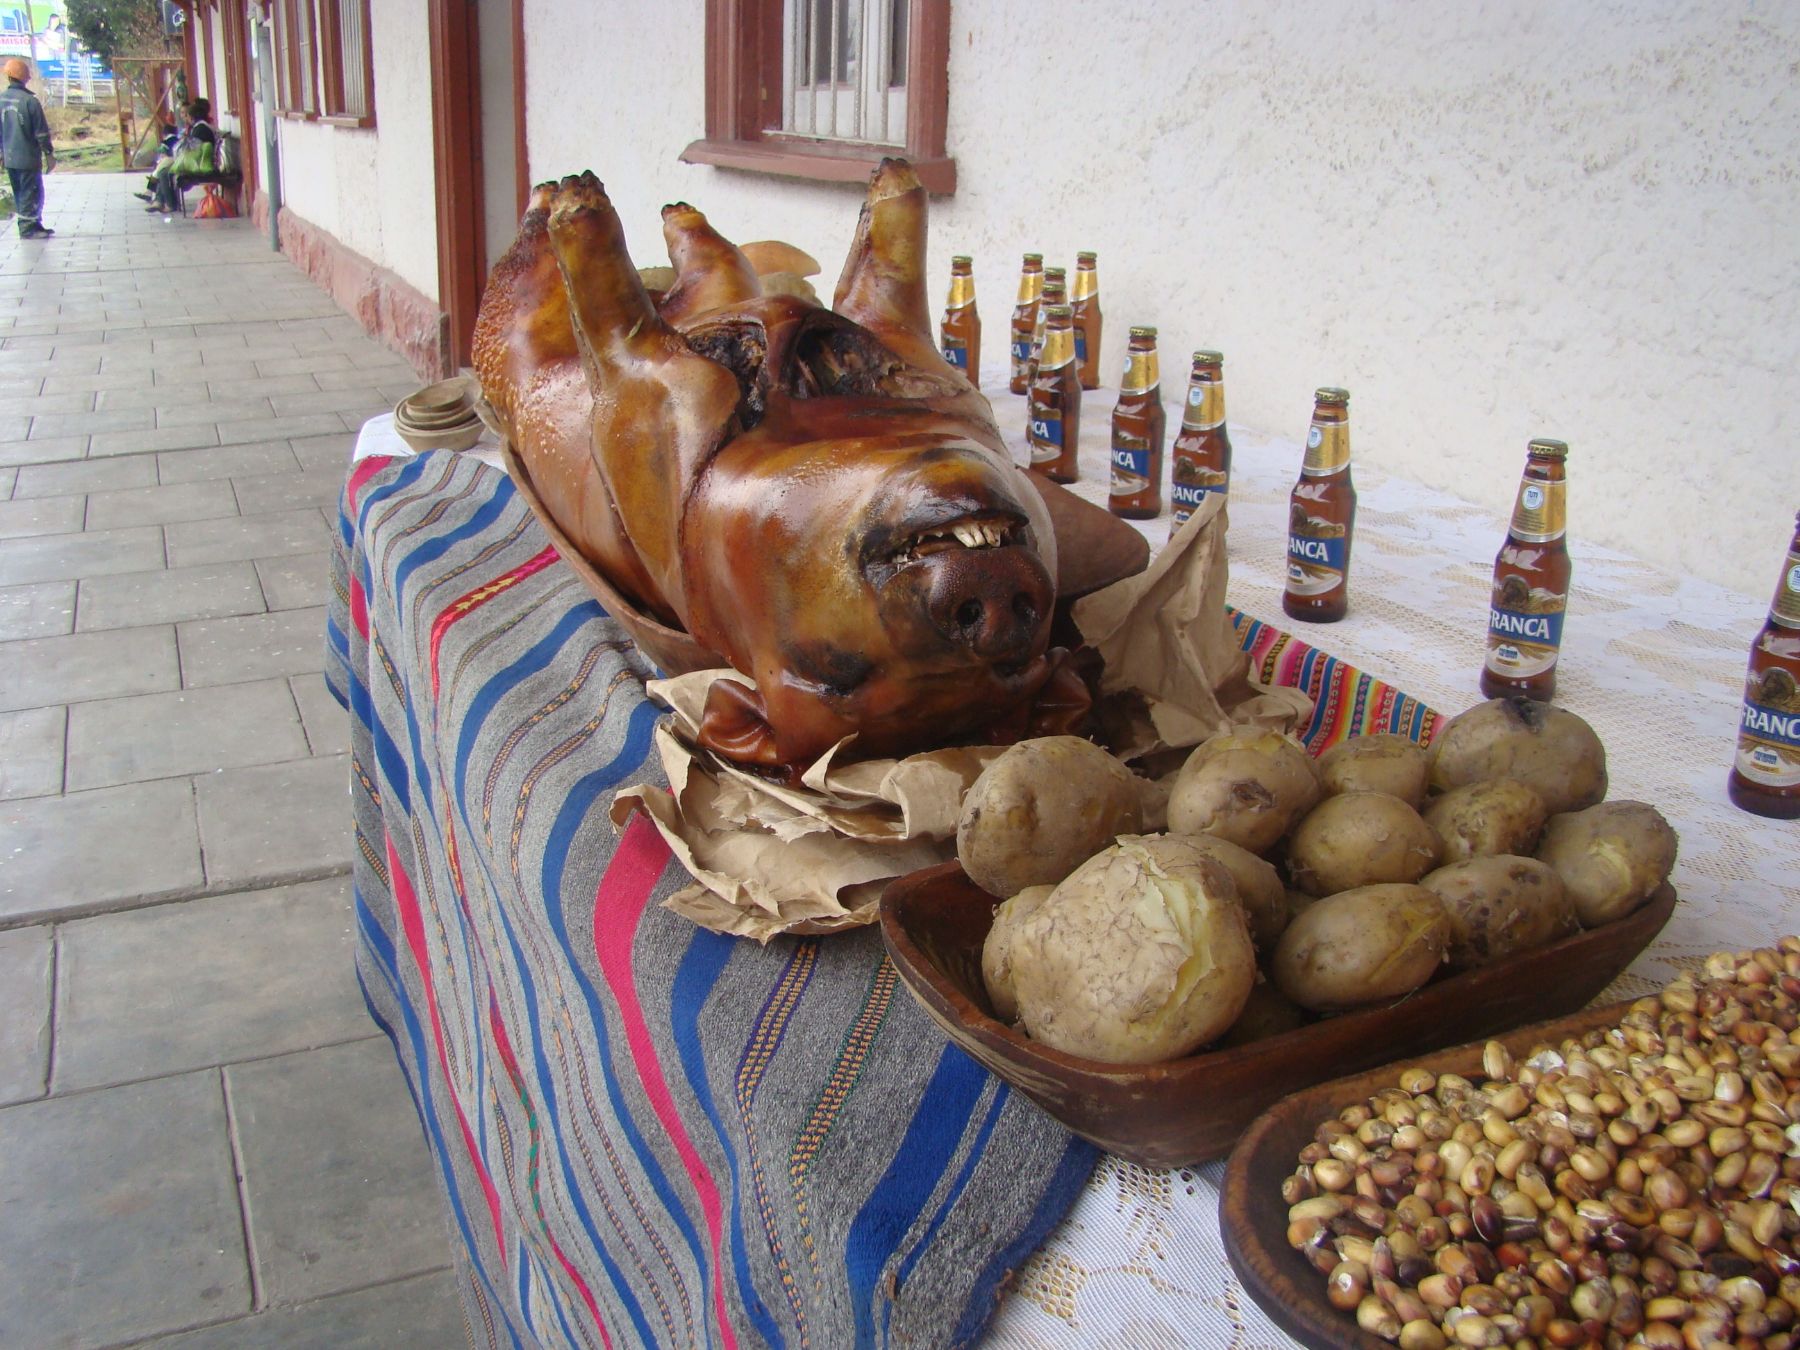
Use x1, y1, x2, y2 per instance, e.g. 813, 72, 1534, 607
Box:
147, 99, 215, 214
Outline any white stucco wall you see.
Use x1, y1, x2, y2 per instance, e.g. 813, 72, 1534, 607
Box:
520, 0, 1800, 600
272, 0, 439, 302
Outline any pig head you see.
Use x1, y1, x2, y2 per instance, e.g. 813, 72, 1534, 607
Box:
474, 160, 1085, 774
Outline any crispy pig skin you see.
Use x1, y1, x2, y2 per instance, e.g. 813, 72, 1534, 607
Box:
473, 160, 1078, 773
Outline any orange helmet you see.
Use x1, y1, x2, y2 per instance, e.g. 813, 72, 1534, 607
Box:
3, 59, 29, 84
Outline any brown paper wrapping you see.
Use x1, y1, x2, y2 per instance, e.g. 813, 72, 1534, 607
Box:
612, 496, 1312, 939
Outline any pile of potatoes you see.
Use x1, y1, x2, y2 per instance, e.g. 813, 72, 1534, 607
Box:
965, 697, 1677, 1067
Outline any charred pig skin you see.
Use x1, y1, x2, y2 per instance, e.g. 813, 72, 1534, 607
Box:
473, 160, 1079, 773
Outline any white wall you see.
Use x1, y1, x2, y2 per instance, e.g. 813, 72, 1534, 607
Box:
477, 0, 518, 273
521, 0, 1800, 599
273, 0, 439, 302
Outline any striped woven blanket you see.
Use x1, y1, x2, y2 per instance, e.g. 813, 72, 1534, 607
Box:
325, 451, 1444, 1349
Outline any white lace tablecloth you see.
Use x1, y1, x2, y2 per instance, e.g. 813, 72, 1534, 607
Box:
974, 379, 1800, 1349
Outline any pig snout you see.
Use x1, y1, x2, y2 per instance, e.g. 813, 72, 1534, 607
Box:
921, 547, 1053, 661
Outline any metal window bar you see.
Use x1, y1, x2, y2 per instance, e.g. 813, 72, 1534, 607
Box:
337, 0, 369, 119
783, 0, 906, 146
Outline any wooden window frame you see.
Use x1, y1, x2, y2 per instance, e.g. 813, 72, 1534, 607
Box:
272, 0, 319, 119
317, 0, 376, 128
682, 0, 955, 195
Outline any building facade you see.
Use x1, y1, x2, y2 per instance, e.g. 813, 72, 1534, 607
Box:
183, 1, 1800, 599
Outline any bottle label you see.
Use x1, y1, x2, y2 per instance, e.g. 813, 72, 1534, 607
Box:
1510, 477, 1567, 543
1736, 668, 1800, 787
1075, 329, 1088, 366
945, 276, 975, 309
1286, 527, 1350, 595
1301, 419, 1350, 475
1028, 409, 1064, 464
1038, 329, 1076, 371
1770, 549, 1800, 629
942, 336, 969, 371
1182, 378, 1225, 430
1015, 274, 1043, 304
1071, 268, 1098, 302
1170, 475, 1227, 524
1120, 351, 1158, 395
1010, 336, 1032, 382
1484, 582, 1568, 679
1110, 430, 1150, 495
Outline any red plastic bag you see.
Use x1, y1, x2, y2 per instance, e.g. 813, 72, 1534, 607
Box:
194, 185, 235, 219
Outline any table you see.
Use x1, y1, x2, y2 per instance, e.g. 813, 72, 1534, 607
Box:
333, 374, 1800, 1350
979, 377, 1800, 1348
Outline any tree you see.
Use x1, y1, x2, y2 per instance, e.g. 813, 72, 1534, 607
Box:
65, 0, 165, 68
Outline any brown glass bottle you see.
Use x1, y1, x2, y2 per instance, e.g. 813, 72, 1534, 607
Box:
1026, 305, 1081, 484
1168, 350, 1231, 530
1071, 251, 1102, 390
1008, 253, 1044, 394
1023, 268, 1066, 393
1283, 387, 1357, 624
1108, 327, 1165, 519
1480, 440, 1572, 702
1728, 511, 1800, 818
940, 255, 981, 386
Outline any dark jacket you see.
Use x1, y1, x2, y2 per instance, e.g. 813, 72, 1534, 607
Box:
0, 79, 51, 172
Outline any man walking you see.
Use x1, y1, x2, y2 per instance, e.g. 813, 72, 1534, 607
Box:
1, 58, 54, 239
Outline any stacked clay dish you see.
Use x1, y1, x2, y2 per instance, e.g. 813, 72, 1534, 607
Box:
963, 697, 1678, 1068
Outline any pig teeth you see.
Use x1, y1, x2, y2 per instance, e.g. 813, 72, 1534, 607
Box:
952, 524, 983, 548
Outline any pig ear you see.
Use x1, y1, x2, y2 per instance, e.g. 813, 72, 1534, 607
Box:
832, 158, 933, 345
697, 678, 786, 768
658, 203, 762, 324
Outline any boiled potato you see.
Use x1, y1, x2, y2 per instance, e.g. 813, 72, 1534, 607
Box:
1137, 773, 1173, 834
1427, 698, 1607, 814
1285, 791, 1442, 897
1167, 727, 1321, 854
1217, 980, 1310, 1047
980, 885, 1054, 1022
1318, 733, 1430, 807
1420, 856, 1577, 969
1010, 835, 1256, 1063
1535, 801, 1678, 927
1424, 779, 1550, 864
957, 736, 1142, 897
1176, 832, 1289, 951
1272, 884, 1451, 1013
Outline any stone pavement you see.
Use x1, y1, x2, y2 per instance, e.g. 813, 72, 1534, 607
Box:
0, 174, 467, 1347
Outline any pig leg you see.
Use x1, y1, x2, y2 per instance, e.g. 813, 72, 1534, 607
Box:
656, 203, 762, 327
832, 159, 948, 377
545, 173, 742, 614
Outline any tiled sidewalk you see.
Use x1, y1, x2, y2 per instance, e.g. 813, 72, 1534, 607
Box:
0, 175, 466, 1347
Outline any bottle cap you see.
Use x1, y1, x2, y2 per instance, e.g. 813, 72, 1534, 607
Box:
1022, 253, 1043, 265
1076, 251, 1097, 264
1193, 350, 1224, 365
1129, 326, 1157, 340
1043, 304, 1073, 321
1527, 438, 1569, 459
1044, 266, 1066, 281
951, 254, 972, 267
1315, 387, 1350, 406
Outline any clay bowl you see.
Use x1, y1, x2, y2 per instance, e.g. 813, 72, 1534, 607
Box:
400, 376, 479, 417
395, 415, 485, 454
1220, 997, 1644, 1348
878, 861, 1675, 1169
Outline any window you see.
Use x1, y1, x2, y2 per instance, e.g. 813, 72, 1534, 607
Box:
683, 0, 954, 194
317, 0, 375, 125
272, 0, 375, 127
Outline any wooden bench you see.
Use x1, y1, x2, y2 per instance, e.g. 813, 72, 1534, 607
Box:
174, 131, 243, 217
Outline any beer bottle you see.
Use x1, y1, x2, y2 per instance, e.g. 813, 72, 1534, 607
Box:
1168, 350, 1231, 529
1023, 268, 1066, 393
1071, 251, 1103, 390
1108, 326, 1166, 519
1282, 387, 1357, 624
1008, 253, 1044, 395
940, 255, 981, 386
1728, 510, 1800, 818
1480, 439, 1572, 702
1026, 304, 1081, 484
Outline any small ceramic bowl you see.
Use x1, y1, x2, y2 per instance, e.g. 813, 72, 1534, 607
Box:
395, 415, 485, 454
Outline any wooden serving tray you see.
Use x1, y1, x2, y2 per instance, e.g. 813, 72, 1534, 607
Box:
879, 863, 1674, 1169
1219, 998, 1644, 1349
